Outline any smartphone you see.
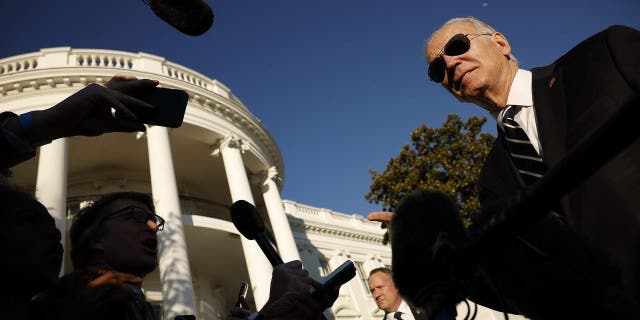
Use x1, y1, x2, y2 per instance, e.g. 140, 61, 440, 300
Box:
309, 260, 356, 297
141, 87, 189, 128
234, 280, 249, 307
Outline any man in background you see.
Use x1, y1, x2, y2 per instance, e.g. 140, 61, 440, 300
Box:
368, 267, 426, 320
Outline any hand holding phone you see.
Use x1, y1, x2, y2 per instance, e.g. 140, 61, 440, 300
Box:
234, 280, 249, 308
309, 260, 356, 298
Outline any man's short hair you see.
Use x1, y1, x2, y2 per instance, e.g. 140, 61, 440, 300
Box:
426, 16, 519, 65
369, 267, 393, 280
70, 192, 154, 269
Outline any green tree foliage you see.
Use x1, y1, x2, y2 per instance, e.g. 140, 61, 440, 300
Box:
366, 114, 495, 234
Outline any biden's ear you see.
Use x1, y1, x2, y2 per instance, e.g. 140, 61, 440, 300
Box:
492, 32, 512, 60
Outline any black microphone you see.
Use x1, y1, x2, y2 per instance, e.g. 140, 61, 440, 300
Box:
391, 190, 470, 320
147, 0, 214, 36
230, 200, 284, 266
231, 200, 334, 320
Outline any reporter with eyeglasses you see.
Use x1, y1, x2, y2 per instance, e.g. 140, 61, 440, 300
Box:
418, 17, 640, 319
34, 192, 164, 320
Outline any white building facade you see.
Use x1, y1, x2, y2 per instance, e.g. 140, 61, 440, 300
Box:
1, 48, 522, 320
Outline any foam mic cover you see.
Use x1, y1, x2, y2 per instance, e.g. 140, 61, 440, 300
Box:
230, 200, 265, 240
391, 190, 469, 315
230, 200, 285, 266
149, 0, 214, 36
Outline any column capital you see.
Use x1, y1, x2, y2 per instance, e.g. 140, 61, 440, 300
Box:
209, 134, 249, 157
251, 166, 282, 186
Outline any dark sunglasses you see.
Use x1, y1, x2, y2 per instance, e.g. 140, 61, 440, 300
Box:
110, 206, 165, 231
427, 33, 493, 83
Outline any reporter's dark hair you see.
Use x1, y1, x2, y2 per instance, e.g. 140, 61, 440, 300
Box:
0, 183, 41, 228
70, 192, 154, 269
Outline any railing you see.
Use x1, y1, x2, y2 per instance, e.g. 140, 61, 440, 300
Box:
178, 196, 229, 220
0, 48, 218, 92
283, 200, 382, 231
0, 54, 39, 75
75, 53, 133, 69
66, 194, 230, 221
165, 63, 209, 89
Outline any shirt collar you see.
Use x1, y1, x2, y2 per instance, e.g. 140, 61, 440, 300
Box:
396, 300, 413, 317
491, 68, 533, 120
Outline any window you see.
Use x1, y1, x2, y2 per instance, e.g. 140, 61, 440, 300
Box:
355, 262, 370, 295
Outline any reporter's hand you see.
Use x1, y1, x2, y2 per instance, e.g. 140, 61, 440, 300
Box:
261, 260, 334, 320
259, 291, 326, 320
266, 260, 315, 306
33, 76, 158, 140
34, 268, 142, 320
105, 75, 158, 101
367, 211, 394, 223
228, 303, 251, 320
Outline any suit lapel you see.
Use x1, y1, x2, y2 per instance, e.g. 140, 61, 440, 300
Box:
532, 64, 567, 166
478, 132, 523, 203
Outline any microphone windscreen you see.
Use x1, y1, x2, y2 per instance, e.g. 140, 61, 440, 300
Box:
391, 190, 468, 307
150, 0, 214, 36
230, 200, 265, 240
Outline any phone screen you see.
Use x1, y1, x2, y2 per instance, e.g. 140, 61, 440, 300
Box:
141, 88, 189, 128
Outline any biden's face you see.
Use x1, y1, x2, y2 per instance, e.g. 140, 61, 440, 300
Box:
426, 22, 514, 112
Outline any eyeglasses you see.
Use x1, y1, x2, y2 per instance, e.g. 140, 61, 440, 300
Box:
110, 206, 165, 231
427, 33, 493, 83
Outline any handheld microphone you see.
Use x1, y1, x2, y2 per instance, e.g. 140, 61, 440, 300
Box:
391, 190, 470, 320
231, 201, 339, 320
147, 0, 214, 36
230, 200, 284, 266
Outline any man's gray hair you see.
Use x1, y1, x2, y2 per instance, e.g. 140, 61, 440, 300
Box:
427, 16, 518, 65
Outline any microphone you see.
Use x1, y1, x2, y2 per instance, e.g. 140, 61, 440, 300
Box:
147, 0, 214, 36
393, 189, 640, 320
391, 190, 470, 320
230, 200, 284, 266
231, 200, 336, 320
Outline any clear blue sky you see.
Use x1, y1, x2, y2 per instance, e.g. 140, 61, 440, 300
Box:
2, 0, 639, 215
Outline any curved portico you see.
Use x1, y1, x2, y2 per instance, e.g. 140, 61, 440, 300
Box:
0, 47, 295, 320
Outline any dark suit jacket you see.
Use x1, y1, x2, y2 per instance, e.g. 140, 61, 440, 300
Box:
411, 307, 428, 320
471, 25, 640, 318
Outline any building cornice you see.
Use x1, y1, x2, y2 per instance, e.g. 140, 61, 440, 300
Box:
284, 200, 386, 245
290, 221, 385, 245
0, 47, 284, 180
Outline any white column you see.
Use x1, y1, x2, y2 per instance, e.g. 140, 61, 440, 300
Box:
259, 167, 301, 262
329, 252, 374, 320
298, 244, 321, 280
211, 135, 272, 309
146, 126, 196, 319
35, 138, 68, 274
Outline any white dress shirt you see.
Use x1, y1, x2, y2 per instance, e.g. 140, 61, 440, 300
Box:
491, 69, 543, 155
385, 300, 416, 320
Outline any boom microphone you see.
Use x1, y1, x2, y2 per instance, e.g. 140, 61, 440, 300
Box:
230, 200, 284, 266
147, 0, 214, 36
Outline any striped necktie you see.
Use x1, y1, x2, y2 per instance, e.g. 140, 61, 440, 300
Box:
500, 105, 546, 185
